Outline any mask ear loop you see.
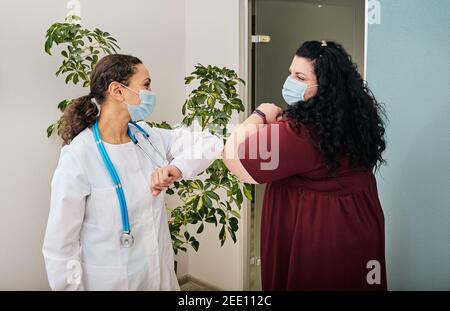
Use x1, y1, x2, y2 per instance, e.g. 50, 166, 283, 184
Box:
118, 82, 141, 110
118, 82, 139, 95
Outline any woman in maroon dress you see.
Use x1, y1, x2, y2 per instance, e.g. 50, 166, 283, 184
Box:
223, 41, 387, 291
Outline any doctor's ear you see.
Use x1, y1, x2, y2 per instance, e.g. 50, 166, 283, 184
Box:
107, 81, 125, 101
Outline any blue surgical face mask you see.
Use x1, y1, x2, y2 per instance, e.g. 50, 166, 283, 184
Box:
282, 76, 318, 105
120, 83, 156, 121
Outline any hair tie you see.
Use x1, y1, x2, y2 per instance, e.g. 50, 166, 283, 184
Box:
321, 40, 327, 47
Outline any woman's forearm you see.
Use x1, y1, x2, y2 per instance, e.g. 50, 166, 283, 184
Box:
224, 114, 264, 162
223, 104, 282, 183
222, 114, 264, 184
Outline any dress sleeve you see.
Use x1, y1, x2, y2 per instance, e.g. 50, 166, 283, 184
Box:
42, 145, 90, 291
238, 120, 318, 184
150, 123, 224, 180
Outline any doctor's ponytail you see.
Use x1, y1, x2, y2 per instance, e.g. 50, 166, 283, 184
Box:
60, 54, 142, 145
61, 94, 98, 145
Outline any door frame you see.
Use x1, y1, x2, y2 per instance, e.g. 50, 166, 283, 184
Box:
237, 0, 252, 291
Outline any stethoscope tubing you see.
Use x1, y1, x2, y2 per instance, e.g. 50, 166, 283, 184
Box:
93, 122, 131, 233
92, 120, 168, 247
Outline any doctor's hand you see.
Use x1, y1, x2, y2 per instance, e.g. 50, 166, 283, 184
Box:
151, 165, 182, 196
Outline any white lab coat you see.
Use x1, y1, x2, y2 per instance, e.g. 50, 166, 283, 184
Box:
42, 121, 223, 291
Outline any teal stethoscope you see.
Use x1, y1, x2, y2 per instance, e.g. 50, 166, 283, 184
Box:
92, 120, 167, 247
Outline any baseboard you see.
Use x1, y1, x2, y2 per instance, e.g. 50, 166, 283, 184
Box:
177, 274, 189, 286
177, 274, 224, 291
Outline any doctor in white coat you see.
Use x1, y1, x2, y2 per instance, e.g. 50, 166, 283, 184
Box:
42, 54, 223, 290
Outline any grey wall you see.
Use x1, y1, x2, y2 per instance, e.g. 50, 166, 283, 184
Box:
367, 0, 450, 290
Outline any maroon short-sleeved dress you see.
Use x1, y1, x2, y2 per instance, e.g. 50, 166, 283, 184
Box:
238, 119, 387, 291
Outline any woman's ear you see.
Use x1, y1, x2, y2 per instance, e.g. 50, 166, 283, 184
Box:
107, 81, 124, 102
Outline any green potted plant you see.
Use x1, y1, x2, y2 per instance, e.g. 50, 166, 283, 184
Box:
44, 16, 252, 271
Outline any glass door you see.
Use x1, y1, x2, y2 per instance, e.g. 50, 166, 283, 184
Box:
249, 0, 366, 290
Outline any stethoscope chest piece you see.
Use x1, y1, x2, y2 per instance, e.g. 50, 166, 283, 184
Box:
120, 232, 134, 248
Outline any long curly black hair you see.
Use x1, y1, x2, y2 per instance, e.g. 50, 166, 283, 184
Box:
285, 40, 387, 174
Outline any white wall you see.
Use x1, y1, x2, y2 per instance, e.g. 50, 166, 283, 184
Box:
0, 0, 187, 290
184, 0, 245, 291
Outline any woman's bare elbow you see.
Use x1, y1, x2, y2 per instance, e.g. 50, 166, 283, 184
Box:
223, 158, 258, 184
